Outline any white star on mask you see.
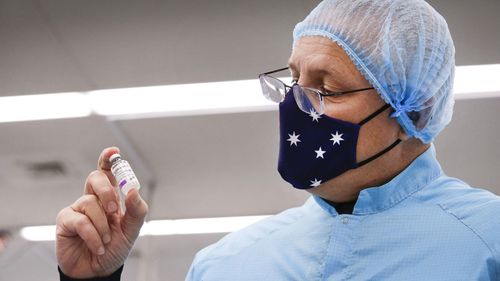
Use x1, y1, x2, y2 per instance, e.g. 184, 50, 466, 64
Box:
310, 178, 322, 187
330, 131, 344, 146
287, 131, 301, 146
315, 147, 326, 159
308, 109, 321, 122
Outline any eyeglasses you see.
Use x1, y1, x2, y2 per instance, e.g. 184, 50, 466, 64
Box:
258, 67, 375, 115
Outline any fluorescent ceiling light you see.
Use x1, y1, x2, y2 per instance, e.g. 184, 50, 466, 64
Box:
140, 215, 270, 236
454, 64, 500, 99
89, 64, 500, 119
20, 215, 270, 241
20, 225, 56, 241
88, 79, 276, 119
0, 93, 91, 123
1, 64, 499, 123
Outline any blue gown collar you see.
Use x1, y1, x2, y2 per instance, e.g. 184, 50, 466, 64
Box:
313, 145, 443, 216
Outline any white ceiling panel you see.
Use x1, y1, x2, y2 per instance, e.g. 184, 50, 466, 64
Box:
0, 0, 90, 96
0, 116, 119, 227
1, 0, 499, 96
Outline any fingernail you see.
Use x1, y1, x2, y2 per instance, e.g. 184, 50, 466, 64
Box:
108, 202, 117, 213
97, 246, 105, 256
103, 234, 111, 244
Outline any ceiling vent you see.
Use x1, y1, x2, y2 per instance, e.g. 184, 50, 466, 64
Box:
26, 161, 67, 178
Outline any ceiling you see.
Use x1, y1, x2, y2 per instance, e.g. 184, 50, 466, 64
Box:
0, 0, 499, 97
0, 0, 499, 280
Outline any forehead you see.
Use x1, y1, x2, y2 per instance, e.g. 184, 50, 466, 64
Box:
288, 36, 362, 79
286, 36, 385, 111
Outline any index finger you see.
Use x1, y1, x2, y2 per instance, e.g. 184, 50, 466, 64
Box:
98, 146, 121, 171
84, 170, 119, 214
97, 146, 120, 186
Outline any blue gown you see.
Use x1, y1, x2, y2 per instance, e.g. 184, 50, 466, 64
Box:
186, 145, 500, 280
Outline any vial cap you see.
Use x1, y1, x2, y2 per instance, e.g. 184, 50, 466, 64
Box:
109, 153, 121, 163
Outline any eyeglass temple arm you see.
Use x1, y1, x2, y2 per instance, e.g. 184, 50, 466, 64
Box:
260, 67, 289, 76
320, 86, 374, 97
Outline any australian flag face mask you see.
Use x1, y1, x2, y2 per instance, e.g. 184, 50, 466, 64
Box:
278, 89, 401, 190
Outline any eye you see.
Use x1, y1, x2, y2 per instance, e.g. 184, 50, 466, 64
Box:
321, 86, 344, 97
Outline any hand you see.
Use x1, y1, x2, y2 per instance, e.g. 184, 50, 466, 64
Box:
56, 147, 149, 278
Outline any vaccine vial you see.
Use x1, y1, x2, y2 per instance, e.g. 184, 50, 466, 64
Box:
110, 153, 141, 195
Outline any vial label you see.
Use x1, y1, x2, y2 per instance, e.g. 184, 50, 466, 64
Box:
111, 158, 141, 195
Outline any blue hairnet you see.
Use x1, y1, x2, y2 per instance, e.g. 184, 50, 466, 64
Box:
293, 0, 455, 143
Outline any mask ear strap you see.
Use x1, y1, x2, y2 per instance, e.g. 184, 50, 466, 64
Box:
358, 104, 391, 126
357, 139, 402, 167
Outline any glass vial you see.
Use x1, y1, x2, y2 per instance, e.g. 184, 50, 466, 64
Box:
110, 153, 141, 196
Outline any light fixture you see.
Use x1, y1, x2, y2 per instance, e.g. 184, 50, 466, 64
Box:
19, 215, 270, 241
87, 79, 276, 120
87, 64, 500, 120
140, 215, 270, 236
1, 64, 499, 123
454, 64, 500, 99
0, 93, 91, 123
20, 225, 56, 241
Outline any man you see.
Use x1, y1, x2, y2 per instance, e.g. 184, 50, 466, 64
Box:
57, 0, 500, 280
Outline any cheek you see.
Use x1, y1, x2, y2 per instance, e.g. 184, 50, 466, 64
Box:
322, 90, 382, 124
356, 112, 400, 162
322, 97, 371, 124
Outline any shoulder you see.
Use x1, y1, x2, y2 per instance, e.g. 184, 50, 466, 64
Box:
428, 176, 500, 258
187, 197, 321, 275
432, 176, 500, 228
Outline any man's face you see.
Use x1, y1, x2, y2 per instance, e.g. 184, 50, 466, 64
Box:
287, 36, 405, 194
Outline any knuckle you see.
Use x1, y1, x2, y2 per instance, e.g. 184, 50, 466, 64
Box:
96, 188, 113, 202
56, 207, 70, 224
86, 171, 114, 196
76, 194, 98, 209
81, 194, 98, 204
75, 215, 90, 229
88, 170, 104, 180
55, 225, 65, 236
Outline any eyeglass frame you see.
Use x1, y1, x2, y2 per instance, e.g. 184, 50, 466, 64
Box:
258, 66, 375, 106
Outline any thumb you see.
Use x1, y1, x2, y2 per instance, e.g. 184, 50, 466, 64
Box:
121, 188, 148, 241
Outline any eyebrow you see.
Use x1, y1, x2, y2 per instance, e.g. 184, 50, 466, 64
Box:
287, 60, 343, 81
321, 65, 344, 79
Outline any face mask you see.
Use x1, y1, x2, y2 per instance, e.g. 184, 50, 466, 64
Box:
278, 89, 401, 190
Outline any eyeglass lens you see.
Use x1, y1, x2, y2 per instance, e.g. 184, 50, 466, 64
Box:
259, 75, 325, 114
259, 75, 286, 103
293, 85, 324, 114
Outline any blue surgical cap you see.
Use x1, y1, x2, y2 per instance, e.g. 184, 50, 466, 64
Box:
293, 0, 455, 143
